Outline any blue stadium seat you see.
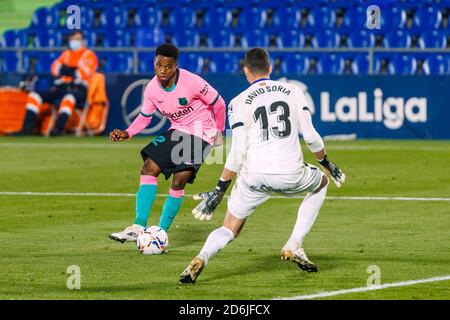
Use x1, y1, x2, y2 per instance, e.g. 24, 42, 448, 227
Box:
312, 30, 340, 48
195, 53, 218, 74
178, 52, 204, 73
243, 29, 270, 48
381, 7, 407, 30
212, 52, 242, 73
283, 53, 310, 74
419, 30, 447, 48
307, 7, 336, 28
202, 7, 233, 29
88, 29, 132, 47
134, 28, 165, 47
271, 7, 302, 29
167, 7, 197, 29
237, 7, 267, 29
388, 54, 417, 75
351, 54, 381, 74
269, 53, 289, 74
205, 30, 234, 47
413, 6, 442, 30
348, 30, 375, 48
423, 54, 450, 75
342, 7, 366, 29
278, 30, 305, 48
23, 51, 59, 73
135, 7, 163, 27
383, 30, 412, 48
0, 52, 19, 73
319, 54, 345, 74
97, 52, 134, 74
137, 52, 154, 74
173, 29, 200, 47
100, 6, 129, 29
31, 7, 58, 29
1, 29, 28, 47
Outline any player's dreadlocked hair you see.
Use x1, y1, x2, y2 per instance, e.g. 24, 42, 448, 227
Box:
155, 43, 179, 61
244, 48, 271, 74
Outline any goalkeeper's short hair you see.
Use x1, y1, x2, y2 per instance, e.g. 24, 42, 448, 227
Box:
244, 48, 271, 74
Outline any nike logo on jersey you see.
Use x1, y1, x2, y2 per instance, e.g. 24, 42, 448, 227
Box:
157, 100, 164, 103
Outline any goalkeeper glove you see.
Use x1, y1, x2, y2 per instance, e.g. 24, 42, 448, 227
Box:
318, 155, 346, 187
192, 179, 232, 221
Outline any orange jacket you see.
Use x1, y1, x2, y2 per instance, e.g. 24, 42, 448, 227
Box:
51, 48, 98, 87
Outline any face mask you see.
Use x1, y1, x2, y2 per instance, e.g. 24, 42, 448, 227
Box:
69, 39, 82, 51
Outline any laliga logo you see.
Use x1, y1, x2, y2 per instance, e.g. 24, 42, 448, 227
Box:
121, 79, 168, 134
320, 89, 427, 130
277, 78, 427, 130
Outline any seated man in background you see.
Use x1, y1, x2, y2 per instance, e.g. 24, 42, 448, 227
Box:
16, 30, 98, 136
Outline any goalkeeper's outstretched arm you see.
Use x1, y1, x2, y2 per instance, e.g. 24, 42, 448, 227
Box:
298, 100, 346, 187
192, 125, 247, 221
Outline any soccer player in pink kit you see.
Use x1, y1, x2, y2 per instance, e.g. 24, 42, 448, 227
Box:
109, 44, 226, 247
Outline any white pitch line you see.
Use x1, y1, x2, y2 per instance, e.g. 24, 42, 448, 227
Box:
1, 191, 450, 202
273, 275, 450, 300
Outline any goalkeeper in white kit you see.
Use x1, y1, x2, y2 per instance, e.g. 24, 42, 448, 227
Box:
179, 48, 345, 284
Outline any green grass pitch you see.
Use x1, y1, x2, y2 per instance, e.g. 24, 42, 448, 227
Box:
0, 136, 449, 300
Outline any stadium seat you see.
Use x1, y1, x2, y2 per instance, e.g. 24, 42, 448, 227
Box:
135, 7, 164, 27
202, 7, 233, 29
134, 28, 165, 47
167, 7, 197, 29
22, 51, 59, 73
0, 52, 19, 73
381, 7, 407, 29
173, 30, 200, 47
178, 53, 204, 73
99, 6, 129, 29
137, 52, 154, 74
307, 6, 336, 28
278, 30, 305, 48
283, 53, 310, 74
1, 29, 27, 47
342, 7, 366, 30
312, 30, 340, 48
319, 54, 345, 74
271, 7, 302, 29
31, 7, 58, 29
351, 54, 381, 74
212, 52, 242, 73
348, 30, 376, 48
413, 6, 442, 30
422, 54, 450, 75
237, 7, 267, 29
204, 30, 234, 48
243, 30, 270, 48
97, 52, 134, 74
388, 54, 418, 75
383, 30, 412, 48
419, 30, 447, 48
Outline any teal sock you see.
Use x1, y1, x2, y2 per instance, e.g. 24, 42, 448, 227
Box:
134, 184, 157, 227
159, 195, 183, 231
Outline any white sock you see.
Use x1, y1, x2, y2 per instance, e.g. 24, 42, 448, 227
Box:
285, 182, 328, 250
198, 226, 235, 265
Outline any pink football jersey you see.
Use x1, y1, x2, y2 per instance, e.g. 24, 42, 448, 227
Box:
132, 68, 225, 144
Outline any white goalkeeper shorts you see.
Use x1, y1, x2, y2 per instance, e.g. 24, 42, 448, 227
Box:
227, 163, 324, 220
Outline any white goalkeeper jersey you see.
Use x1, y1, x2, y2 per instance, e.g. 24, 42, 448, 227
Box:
226, 78, 324, 175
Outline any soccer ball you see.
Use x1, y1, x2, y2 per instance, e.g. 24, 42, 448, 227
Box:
136, 226, 168, 255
